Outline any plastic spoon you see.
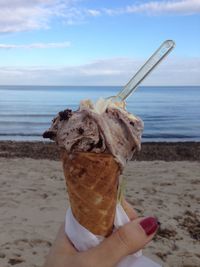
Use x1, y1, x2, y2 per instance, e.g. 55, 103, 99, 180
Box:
108, 40, 175, 103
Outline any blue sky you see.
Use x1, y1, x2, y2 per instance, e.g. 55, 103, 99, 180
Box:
0, 0, 200, 85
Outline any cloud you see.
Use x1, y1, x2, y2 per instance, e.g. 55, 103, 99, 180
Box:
86, 9, 101, 17
0, 57, 199, 86
0, 0, 199, 33
0, 41, 71, 49
0, 0, 76, 33
0, 0, 99, 32
0, 1, 49, 33
104, 0, 200, 16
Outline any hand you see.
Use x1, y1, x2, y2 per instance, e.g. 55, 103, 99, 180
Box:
44, 201, 159, 267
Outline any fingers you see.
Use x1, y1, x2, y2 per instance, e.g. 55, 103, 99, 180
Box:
53, 223, 77, 254
43, 223, 77, 267
84, 217, 159, 267
116, 217, 159, 254
121, 197, 138, 220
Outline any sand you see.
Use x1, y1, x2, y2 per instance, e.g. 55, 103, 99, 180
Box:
1, 141, 200, 161
0, 157, 200, 267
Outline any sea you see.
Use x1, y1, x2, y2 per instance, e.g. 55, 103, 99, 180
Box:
0, 85, 200, 142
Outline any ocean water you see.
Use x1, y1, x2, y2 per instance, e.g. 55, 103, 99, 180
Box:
0, 85, 200, 142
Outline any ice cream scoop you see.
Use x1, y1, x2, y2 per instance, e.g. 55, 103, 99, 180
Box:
43, 98, 143, 170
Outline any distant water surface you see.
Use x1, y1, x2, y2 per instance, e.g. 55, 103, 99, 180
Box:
0, 85, 200, 142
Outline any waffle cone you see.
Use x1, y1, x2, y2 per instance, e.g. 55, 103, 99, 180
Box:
61, 150, 120, 237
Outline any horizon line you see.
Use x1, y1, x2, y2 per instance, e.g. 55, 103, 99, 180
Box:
0, 85, 200, 87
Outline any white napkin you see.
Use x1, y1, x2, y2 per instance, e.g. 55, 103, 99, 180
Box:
65, 203, 161, 267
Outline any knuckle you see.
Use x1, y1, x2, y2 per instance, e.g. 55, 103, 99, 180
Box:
116, 226, 133, 253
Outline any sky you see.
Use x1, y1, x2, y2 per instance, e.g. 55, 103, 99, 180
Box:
0, 0, 200, 86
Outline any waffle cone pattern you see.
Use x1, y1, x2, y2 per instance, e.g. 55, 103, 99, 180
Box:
61, 150, 120, 237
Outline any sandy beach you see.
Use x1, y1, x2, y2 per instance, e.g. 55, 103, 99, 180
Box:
0, 142, 200, 267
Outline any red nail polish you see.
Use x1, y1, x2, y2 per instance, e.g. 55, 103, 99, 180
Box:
140, 217, 159, 236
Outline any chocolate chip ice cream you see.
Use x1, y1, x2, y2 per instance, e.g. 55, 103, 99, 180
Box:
43, 98, 143, 169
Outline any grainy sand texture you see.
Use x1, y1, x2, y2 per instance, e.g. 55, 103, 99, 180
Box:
0, 158, 200, 267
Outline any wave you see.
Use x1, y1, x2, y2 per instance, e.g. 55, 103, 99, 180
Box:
0, 121, 50, 126
142, 133, 199, 139
0, 114, 55, 117
0, 133, 42, 136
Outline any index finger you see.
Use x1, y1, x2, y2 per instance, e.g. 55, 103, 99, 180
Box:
121, 197, 138, 220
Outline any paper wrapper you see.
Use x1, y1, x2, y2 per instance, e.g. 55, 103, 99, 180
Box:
65, 203, 161, 267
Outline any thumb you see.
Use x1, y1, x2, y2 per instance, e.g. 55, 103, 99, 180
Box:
84, 217, 159, 267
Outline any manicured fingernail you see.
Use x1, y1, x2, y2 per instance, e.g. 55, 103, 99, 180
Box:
140, 217, 159, 236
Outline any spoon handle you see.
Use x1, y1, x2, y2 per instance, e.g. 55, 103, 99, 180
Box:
117, 40, 175, 101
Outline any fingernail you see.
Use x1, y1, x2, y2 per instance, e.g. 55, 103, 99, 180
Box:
140, 217, 159, 236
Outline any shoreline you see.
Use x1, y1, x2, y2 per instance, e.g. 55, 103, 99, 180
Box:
0, 141, 200, 161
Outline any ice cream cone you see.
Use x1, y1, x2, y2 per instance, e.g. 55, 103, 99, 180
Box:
61, 150, 120, 237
